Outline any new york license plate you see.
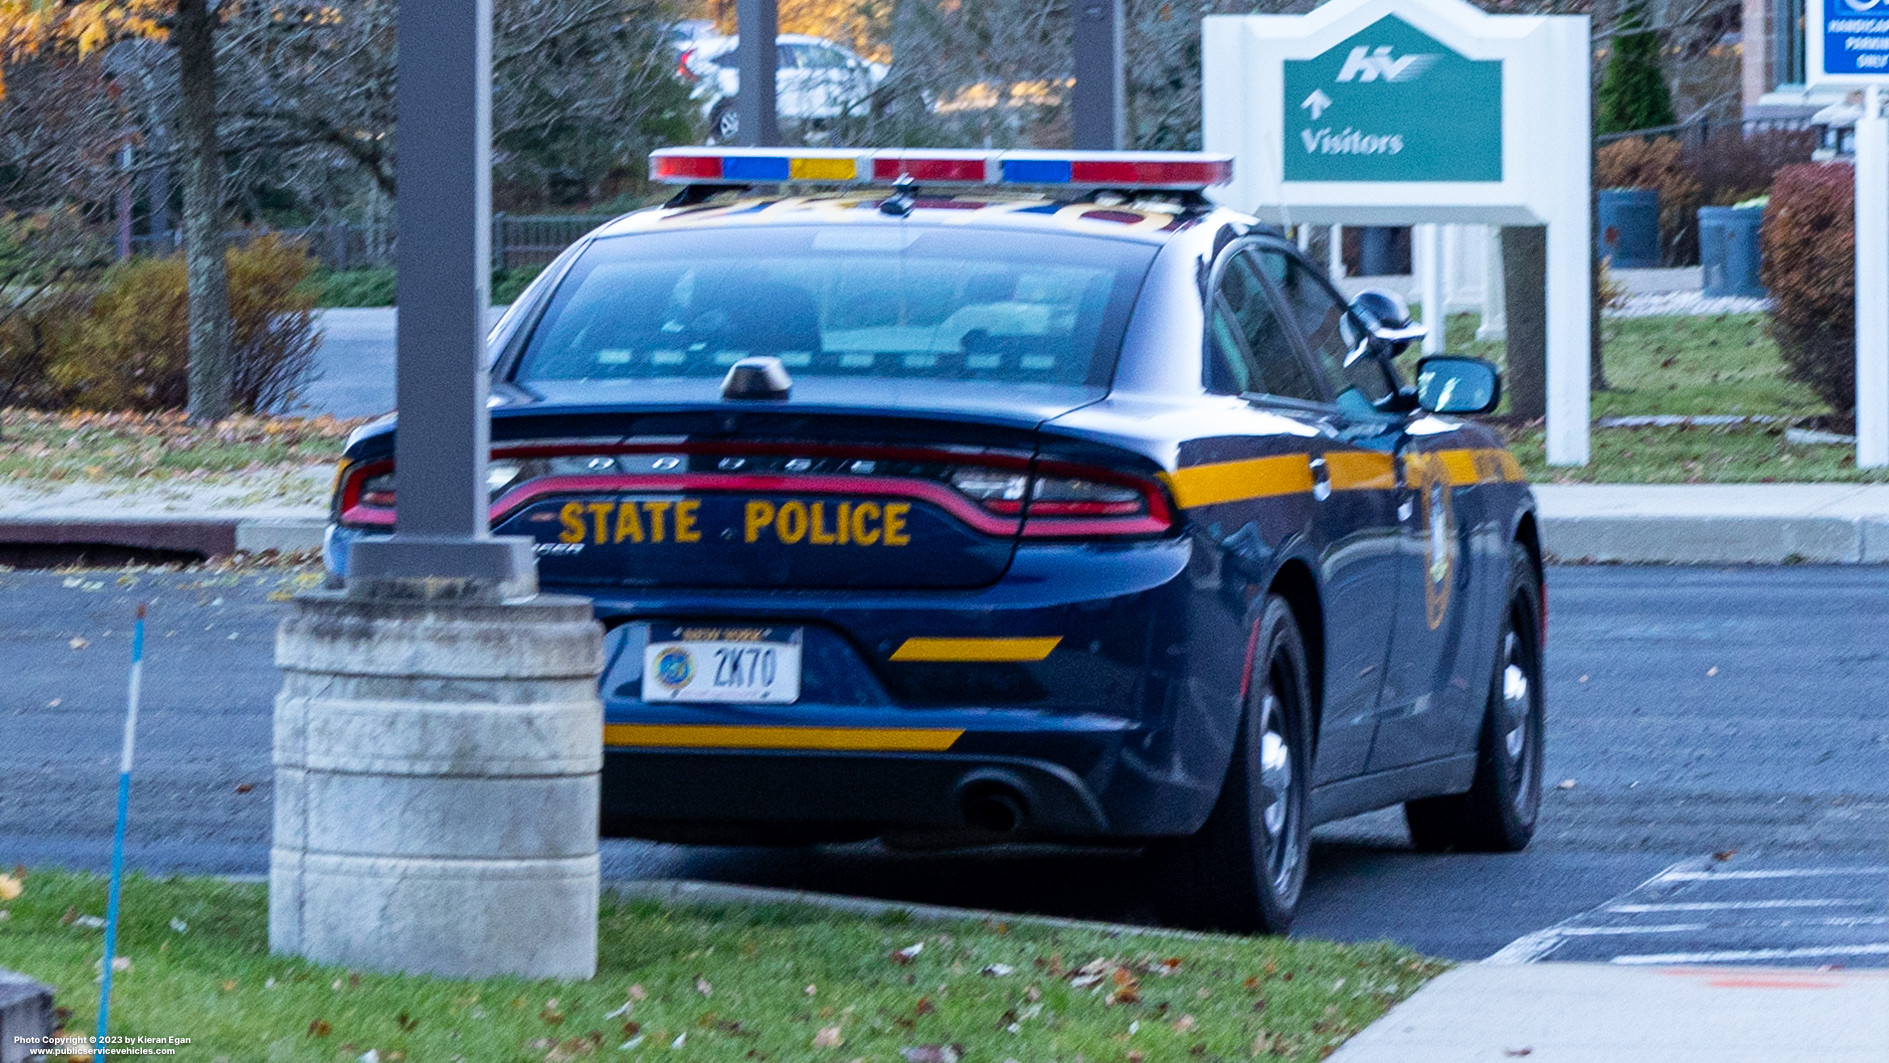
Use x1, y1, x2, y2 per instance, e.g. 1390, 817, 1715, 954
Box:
641, 625, 803, 704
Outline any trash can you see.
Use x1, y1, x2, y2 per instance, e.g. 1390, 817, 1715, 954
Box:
1698, 205, 1767, 298
1597, 188, 1661, 268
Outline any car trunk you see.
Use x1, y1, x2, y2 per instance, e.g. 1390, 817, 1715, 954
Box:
486, 386, 1102, 591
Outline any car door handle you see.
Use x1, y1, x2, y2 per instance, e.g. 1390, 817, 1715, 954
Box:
1308, 456, 1332, 501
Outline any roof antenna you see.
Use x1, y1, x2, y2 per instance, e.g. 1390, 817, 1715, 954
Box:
880, 174, 917, 217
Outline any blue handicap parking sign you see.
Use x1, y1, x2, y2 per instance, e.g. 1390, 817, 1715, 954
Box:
1824, 0, 1889, 76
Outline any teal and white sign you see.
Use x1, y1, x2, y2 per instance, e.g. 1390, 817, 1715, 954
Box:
1282, 15, 1501, 182
1203, 0, 1595, 467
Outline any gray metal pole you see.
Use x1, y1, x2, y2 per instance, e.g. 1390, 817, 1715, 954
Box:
1071, 0, 1124, 151
348, 0, 532, 586
736, 0, 779, 146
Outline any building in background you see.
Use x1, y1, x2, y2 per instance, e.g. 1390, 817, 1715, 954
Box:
1742, 0, 1844, 119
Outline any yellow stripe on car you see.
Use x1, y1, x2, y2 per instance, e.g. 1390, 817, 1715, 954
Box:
889, 636, 1063, 662
603, 724, 963, 751
1164, 455, 1315, 508
1165, 447, 1522, 509
1325, 451, 1397, 491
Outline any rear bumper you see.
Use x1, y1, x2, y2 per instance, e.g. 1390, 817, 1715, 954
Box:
601, 747, 1112, 844
329, 525, 1247, 841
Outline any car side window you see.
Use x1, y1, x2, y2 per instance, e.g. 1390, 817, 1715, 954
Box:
777, 43, 799, 68
1207, 250, 1321, 403
1254, 248, 1397, 413
799, 44, 850, 68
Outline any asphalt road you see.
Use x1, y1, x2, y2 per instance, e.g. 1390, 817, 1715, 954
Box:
291, 308, 503, 420
2, 565, 1883, 964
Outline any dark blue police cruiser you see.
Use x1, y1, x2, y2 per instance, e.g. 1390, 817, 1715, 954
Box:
326, 147, 1545, 933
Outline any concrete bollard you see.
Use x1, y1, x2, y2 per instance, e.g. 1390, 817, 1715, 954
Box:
270, 588, 603, 979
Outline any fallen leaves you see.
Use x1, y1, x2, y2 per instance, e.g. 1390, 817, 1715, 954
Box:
307, 1020, 332, 1038
899, 1045, 963, 1063
1107, 966, 1141, 1006
979, 963, 1014, 977
0, 873, 21, 902
693, 976, 713, 998
812, 1026, 844, 1048
890, 942, 925, 964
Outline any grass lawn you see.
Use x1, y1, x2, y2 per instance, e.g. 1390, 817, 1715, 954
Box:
0, 411, 354, 491
1440, 312, 1889, 483
0, 871, 1441, 1063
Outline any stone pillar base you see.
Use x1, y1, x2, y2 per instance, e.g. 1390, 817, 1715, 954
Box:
271, 588, 602, 980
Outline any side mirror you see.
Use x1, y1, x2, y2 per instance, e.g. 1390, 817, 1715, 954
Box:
1416, 355, 1501, 415
1348, 288, 1428, 351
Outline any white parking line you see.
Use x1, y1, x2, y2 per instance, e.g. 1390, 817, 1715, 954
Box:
1487, 858, 1889, 965
1558, 917, 1888, 936
1653, 867, 1889, 882
1609, 899, 1875, 913
1612, 943, 1889, 965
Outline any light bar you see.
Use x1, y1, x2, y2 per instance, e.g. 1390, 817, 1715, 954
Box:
651, 147, 869, 184
650, 147, 1233, 192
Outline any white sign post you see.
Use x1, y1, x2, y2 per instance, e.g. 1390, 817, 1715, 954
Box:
1809, 0, 1889, 468
1202, 0, 1592, 464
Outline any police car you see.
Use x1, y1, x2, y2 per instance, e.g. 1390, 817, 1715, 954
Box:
325, 147, 1545, 933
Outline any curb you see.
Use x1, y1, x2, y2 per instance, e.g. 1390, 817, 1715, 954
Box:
611, 878, 1220, 942
0, 518, 324, 561
1541, 515, 1889, 564
0, 967, 53, 1063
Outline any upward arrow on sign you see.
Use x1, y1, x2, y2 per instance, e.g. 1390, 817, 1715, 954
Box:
1301, 88, 1334, 120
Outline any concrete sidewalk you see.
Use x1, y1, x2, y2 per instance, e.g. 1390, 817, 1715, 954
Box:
1535, 483, 1889, 563
4, 478, 1889, 564
1329, 963, 1889, 1063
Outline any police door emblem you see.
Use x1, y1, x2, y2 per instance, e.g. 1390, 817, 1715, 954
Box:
1405, 453, 1458, 630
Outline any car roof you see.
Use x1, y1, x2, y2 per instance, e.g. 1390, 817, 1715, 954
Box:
696, 33, 851, 49
586, 193, 1226, 246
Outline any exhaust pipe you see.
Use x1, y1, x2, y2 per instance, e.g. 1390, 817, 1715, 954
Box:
958, 776, 1029, 834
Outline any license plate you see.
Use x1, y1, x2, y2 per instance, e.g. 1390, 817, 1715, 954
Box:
641, 625, 803, 704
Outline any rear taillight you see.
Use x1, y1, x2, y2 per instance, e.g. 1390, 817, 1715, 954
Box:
677, 48, 698, 82
335, 445, 1174, 539
336, 461, 397, 527
1013, 464, 1172, 538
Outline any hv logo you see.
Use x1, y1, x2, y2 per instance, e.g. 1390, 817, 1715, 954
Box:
1282, 15, 1502, 183
1335, 45, 1439, 83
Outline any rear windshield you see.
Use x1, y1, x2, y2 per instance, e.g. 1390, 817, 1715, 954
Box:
511, 224, 1156, 388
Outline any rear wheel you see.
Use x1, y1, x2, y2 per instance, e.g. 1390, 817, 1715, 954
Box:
1150, 595, 1312, 933
1405, 543, 1544, 852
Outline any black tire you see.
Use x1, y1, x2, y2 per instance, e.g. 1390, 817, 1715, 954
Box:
1405, 543, 1544, 853
708, 100, 739, 144
1150, 595, 1313, 933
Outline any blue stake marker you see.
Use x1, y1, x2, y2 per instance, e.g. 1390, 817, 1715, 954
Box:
96, 603, 145, 1063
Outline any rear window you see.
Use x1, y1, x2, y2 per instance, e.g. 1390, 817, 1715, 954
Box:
511, 224, 1156, 388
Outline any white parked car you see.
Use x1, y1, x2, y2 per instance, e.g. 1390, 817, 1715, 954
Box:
678, 34, 889, 143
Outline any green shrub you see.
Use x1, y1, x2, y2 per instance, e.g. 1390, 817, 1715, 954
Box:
491, 264, 546, 305
309, 266, 396, 307
50, 234, 322, 413
1762, 163, 1853, 415
1595, 0, 1677, 135
309, 264, 544, 307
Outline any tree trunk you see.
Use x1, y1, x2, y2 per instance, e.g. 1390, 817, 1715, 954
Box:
177, 0, 232, 423
1501, 225, 1547, 422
